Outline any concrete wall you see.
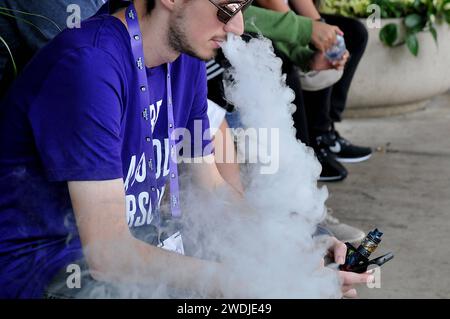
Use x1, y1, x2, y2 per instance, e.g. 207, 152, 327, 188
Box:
346, 19, 450, 118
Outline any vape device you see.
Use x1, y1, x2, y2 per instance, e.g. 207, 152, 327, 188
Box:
339, 228, 394, 273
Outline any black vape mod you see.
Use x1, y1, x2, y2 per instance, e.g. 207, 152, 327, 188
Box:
339, 228, 394, 273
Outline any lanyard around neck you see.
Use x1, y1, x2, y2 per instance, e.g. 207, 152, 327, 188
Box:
125, 3, 181, 219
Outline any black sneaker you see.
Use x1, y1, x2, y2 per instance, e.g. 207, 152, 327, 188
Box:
316, 148, 348, 182
314, 133, 348, 182
329, 130, 372, 163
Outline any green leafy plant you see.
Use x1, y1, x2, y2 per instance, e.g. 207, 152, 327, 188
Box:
319, 0, 450, 56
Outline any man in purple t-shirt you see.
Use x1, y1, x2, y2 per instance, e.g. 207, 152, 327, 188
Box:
0, 0, 370, 298
0, 0, 247, 298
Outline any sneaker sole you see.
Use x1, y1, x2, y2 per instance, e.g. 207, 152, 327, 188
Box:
336, 153, 372, 163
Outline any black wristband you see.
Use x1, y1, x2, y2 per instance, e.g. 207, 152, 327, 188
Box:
316, 17, 326, 23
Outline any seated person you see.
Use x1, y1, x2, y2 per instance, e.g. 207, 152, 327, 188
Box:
256, 0, 373, 182
0, 0, 369, 299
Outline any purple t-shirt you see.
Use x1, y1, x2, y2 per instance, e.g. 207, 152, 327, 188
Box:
0, 13, 211, 298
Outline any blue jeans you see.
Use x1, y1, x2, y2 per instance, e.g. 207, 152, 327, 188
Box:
0, 0, 105, 97
225, 110, 244, 130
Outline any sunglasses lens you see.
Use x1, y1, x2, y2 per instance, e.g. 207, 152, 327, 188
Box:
217, 10, 231, 24
223, 2, 241, 13
213, 0, 253, 24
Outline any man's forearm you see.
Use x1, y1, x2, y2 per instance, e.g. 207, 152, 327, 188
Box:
91, 234, 228, 296
69, 179, 235, 297
214, 120, 244, 196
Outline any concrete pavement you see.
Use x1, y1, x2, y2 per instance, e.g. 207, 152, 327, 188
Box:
325, 91, 450, 299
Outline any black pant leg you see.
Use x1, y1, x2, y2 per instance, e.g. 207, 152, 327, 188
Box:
302, 86, 333, 138
281, 57, 311, 146
322, 14, 368, 122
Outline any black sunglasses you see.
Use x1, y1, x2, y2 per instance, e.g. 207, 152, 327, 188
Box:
208, 0, 253, 24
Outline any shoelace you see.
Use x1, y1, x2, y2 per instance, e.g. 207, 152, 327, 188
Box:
319, 148, 328, 157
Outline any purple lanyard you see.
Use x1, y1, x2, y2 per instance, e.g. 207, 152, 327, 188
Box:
125, 3, 181, 219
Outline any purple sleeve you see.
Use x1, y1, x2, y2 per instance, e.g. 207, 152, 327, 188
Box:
29, 47, 125, 181
185, 61, 213, 158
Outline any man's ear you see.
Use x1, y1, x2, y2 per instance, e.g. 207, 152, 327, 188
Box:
159, 0, 177, 11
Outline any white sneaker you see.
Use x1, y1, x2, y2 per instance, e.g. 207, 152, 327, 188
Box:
319, 208, 365, 244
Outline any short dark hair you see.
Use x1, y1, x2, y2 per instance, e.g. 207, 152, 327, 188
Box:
147, 0, 155, 13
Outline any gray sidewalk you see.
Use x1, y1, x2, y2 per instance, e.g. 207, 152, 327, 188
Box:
326, 91, 450, 299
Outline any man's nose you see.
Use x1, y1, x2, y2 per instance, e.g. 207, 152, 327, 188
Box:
224, 11, 244, 36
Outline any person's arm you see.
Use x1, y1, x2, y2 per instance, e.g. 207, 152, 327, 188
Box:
252, 0, 342, 53
289, 0, 321, 19
185, 152, 243, 201
244, 5, 313, 47
213, 119, 244, 196
288, 0, 343, 52
255, 0, 291, 12
309, 50, 350, 71
185, 63, 244, 199
68, 179, 231, 296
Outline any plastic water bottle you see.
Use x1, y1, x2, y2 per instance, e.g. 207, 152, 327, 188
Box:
325, 34, 346, 61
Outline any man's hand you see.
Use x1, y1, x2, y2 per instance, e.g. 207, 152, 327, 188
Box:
310, 50, 350, 71
310, 21, 343, 52
339, 269, 374, 298
330, 50, 350, 70
326, 237, 374, 298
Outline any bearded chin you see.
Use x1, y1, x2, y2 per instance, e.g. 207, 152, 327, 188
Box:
168, 20, 217, 61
